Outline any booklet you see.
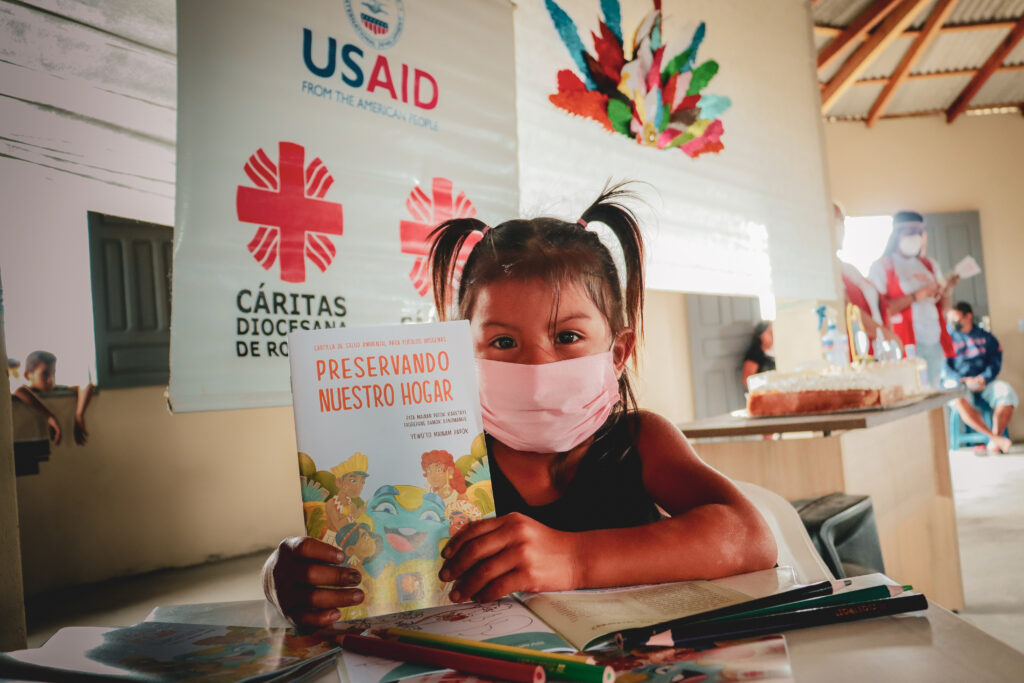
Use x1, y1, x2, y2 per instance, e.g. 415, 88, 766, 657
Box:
0, 622, 339, 682
287, 321, 489, 621
336, 567, 799, 681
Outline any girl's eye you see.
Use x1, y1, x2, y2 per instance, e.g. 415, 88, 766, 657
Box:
490, 336, 516, 349
556, 331, 582, 344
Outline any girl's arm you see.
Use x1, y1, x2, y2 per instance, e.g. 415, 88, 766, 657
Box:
441, 412, 777, 602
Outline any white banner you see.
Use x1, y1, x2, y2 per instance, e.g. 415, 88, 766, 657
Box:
514, 0, 835, 301
171, 0, 517, 412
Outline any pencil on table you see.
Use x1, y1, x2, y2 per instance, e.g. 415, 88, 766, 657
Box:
337, 634, 546, 683
384, 628, 613, 683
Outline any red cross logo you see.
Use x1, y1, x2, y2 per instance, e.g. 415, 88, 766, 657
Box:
236, 142, 344, 283
400, 178, 479, 296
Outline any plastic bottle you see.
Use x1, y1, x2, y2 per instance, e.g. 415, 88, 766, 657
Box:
821, 322, 849, 366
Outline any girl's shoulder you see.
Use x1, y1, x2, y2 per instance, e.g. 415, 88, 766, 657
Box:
627, 410, 697, 464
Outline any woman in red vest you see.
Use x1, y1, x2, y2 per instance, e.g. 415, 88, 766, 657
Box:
868, 211, 958, 389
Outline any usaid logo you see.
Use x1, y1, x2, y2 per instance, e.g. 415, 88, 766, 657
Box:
345, 0, 405, 50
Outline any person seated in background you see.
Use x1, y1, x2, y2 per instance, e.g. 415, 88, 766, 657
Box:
7, 357, 20, 381
12, 350, 94, 445
868, 211, 958, 389
741, 321, 775, 387
946, 302, 1016, 455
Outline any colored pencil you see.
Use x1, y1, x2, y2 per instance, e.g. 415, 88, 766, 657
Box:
338, 634, 546, 683
694, 583, 910, 623
385, 628, 613, 683
615, 579, 843, 648
639, 592, 928, 648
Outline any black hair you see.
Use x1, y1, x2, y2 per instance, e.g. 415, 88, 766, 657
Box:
883, 210, 926, 257
24, 350, 56, 373
954, 301, 973, 316
428, 181, 646, 416
743, 322, 773, 369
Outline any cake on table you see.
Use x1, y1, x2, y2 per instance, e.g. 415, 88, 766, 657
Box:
745, 359, 925, 417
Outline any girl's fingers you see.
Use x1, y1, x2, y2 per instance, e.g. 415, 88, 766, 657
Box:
441, 524, 512, 581
442, 517, 506, 559
293, 608, 343, 628
470, 569, 528, 604
287, 537, 346, 565
304, 563, 362, 588
306, 586, 365, 610
451, 550, 519, 602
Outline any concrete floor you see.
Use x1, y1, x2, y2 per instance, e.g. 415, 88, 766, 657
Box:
23, 447, 1024, 654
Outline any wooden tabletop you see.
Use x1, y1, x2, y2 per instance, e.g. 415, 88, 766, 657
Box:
679, 388, 964, 439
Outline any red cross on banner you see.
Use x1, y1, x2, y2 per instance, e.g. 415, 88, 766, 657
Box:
399, 177, 479, 296
236, 142, 344, 284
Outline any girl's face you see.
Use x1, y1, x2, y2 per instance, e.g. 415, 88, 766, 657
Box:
469, 278, 633, 371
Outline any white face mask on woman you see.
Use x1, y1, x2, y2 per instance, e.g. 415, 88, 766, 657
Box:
898, 234, 923, 258
475, 351, 620, 453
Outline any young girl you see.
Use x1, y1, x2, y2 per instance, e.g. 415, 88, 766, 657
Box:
263, 184, 777, 626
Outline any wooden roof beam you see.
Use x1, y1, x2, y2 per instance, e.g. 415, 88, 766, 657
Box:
817, 0, 903, 72
854, 63, 1024, 85
815, 20, 1019, 38
821, 0, 933, 112
947, 16, 1024, 122
866, 0, 960, 126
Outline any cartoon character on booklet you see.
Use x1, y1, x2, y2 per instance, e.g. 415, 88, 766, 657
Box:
325, 453, 369, 536
362, 485, 451, 610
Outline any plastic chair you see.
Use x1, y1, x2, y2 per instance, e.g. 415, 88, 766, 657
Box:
735, 481, 835, 584
791, 493, 885, 579
947, 391, 1007, 450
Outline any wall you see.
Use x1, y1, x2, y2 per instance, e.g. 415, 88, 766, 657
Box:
0, 273, 28, 648
636, 291, 696, 424
824, 114, 1024, 439
14, 388, 302, 596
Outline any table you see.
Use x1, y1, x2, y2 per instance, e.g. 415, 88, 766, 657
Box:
147, 598, 1024, 681
679, 391, 965, 610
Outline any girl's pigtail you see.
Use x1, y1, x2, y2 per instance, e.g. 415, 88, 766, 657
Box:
428, 218, 489, 319
579, 182, 646, 348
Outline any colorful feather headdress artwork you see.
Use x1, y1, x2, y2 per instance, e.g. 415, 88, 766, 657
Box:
545, 0, 731, 158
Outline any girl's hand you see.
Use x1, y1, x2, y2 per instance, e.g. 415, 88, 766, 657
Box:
263, 536, 364, 627
439, 513, 581, 602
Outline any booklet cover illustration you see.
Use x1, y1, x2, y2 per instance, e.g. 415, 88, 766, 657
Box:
288, 321, 489, 620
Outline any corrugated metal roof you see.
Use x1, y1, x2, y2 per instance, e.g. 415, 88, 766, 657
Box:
814, 0, 879, 28
813, 0, 1024, 120
859, 34, 915, 79
828, 81, 886, 118
885, 74, 973, 112
974, 68, 1024, 102
946, 0, 1024, 24
915, 27, 1013, 72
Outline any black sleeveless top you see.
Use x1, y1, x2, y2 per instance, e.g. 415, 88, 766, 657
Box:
488, 414, 663, 532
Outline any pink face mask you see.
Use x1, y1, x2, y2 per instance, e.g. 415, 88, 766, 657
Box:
475, 351, 621, 453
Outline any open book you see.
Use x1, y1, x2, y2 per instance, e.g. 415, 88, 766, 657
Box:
337, 568, 926, 682
287, 321, 489, 621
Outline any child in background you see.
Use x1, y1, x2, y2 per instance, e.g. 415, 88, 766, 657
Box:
263, 184, 777, 626
12, 350, 94, 445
